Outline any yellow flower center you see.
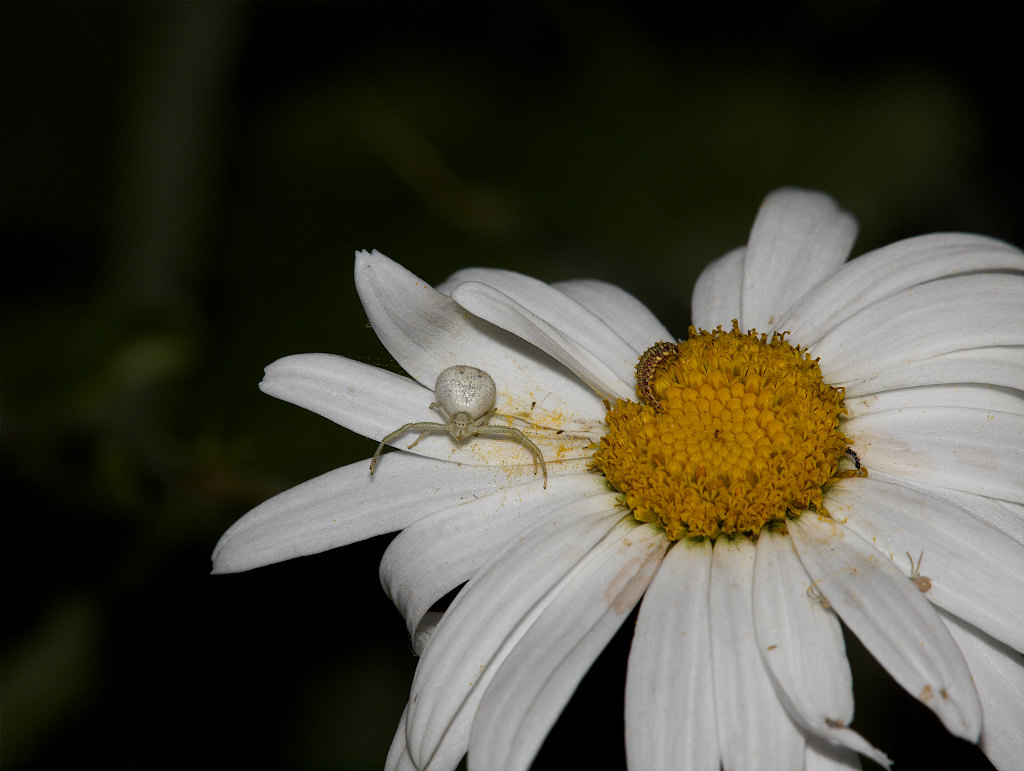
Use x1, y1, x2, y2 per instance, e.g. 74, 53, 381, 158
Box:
592, 322, 852, 540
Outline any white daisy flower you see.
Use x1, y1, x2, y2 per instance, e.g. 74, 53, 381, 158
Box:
212, 188, 1024, 771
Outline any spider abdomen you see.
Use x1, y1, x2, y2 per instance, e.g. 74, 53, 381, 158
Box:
434, 365, 497, 420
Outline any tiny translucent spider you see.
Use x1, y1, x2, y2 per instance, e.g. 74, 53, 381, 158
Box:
806, 582, 833, 611
906, 551, 932, 593
369, 365, 547, 487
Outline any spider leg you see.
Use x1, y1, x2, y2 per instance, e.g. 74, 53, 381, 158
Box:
475, 424, 548, 488
369, 422, 444, 476
406, 425, 443, 449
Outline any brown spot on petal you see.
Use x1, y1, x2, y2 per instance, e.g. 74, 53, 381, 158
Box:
605, 556, 646, 614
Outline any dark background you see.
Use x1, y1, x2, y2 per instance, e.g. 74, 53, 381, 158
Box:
3, 2, 1020, 769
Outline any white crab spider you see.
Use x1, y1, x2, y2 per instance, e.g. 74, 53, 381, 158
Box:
369, 365, 548, 487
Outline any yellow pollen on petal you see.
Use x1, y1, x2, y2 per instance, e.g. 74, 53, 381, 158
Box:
593, 322, 854, 540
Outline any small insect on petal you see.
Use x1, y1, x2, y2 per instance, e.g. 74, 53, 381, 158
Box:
845, 447, 862, 470
636, 340, 678, 410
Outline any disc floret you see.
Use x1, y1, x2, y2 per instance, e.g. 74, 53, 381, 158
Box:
593, 322, 851, 539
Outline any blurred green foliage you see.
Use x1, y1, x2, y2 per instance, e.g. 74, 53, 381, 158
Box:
2, 2, 1019, 769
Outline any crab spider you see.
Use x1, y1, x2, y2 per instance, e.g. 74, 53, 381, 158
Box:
369, 365, 548, 487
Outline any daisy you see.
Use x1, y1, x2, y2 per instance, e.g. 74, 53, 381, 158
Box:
212, 188, 1024, 771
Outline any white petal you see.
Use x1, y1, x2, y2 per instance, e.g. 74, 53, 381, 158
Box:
260, 353, 432, 441
999, 500, 1024, 520
211, 454, 521, 573
788, 515, 982, 740
385, 705, 418, 771
380, 473, 607, 636
983, 499, 1024, 545
433, 265, 504, 295
259, 353, 594, 470
867, 469, 1024, 547
753, 530, 891, 767
452, 280, 635, 400
447, 268, 641, 378
741, 188, 858, 331
845, 406, 1024, 502
941, 612, 1024, 771
468, 520, 667, 771
710, 537, 805, 770
778, 233, 1024, 346
826, 476, 1024, 651
754, 530, 852, 722
691, 246, 745, 332
553, 277, 675, 350
403, 498, 624, 770
354, 249, 605, 422
844, 346, 1024, 396
946, 491, 1024, 547
846, 384, 1024, 419
804, 737, 863, 771
411, 611, 442, 657
440, 267, 649, 371
625, 538, 719, 771
811, 274, 1024, 385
